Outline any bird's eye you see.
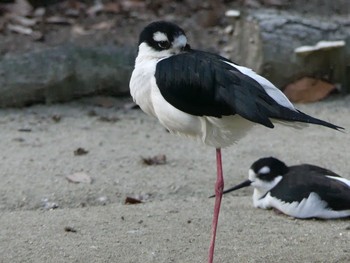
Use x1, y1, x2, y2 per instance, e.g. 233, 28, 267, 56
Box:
158, 41, 171, 49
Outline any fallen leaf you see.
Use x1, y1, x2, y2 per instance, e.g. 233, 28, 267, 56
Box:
86, 2, 104, 16
33, 7, 45, 17
120, 0, 146, 12
125, 196, 142, 205
66, 172, 92, 184
74, 147, 89, 156
72, 25, 93, 36
64, 8, 80, 17
7, 23, 33, 35
64, 226, 77, 233
18, 128, 32, 132
284, 77, 336, 103
91, 21, 114, 31
142, 154, 167, 165
8, 14, 37, 26
51, 114, 62, 123
46, 16, 74, 25
98, 116, 119, 122
103, 2, 121, 13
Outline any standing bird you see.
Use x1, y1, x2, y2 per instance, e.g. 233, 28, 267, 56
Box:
220, 157, 350, 219
129, 21, 343, 263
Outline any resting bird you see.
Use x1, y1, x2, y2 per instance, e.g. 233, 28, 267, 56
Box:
129, 21, 343, 263
220, 157, 350, 219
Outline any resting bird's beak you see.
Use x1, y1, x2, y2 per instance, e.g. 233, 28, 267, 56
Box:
209, 179, 252, 198
181, 44, 191, 52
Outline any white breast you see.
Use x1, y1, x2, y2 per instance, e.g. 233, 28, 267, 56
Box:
129, 59, 157, 117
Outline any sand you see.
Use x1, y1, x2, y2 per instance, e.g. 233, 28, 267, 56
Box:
0, 95, 349, 263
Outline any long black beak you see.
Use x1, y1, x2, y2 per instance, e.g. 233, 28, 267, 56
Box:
209, 179, 252, 198
181, 44, 191, 52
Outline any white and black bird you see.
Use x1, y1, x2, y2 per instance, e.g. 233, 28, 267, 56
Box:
129, 21, 343, 263
220, 157, 350, 219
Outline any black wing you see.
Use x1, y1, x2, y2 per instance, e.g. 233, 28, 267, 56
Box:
155, 50, 342, 130
270, 165, 350, 211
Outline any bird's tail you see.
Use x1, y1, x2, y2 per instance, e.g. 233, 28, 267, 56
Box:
271, 107, 344, 131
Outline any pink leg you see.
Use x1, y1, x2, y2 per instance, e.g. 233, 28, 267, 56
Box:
208, 148, 224, 263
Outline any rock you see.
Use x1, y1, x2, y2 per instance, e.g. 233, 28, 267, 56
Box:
0, 43, 136, 107
226, 9, 350, 93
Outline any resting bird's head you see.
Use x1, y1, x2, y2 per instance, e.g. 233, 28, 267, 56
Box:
137, 21, 190, 60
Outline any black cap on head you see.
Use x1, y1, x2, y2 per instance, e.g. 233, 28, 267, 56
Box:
251, 157, 289, 181
138, 21, 186, 50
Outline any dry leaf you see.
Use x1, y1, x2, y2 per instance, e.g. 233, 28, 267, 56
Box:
18, 128, 31, 132
142, 154, 167, 165
64, 226, 77, 233
121, 0, 146, 12
72, 25, 93, 36
9, 14, 37, 26
125, 196, 142, 205
74, 147, 89, 156
91, 21, 114, 31
64, 8, 80, 17
284, 77, 336, 103
98, 116, 119, 123
103, 2, 121, 13
66, 172, 92, 184
7, 23, 32, 35
51, 114, 62, 123
86, 2, 104, 16
33, 7, 45, 17
46, 16, 74, 25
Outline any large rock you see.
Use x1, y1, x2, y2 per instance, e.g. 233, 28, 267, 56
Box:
0, 44, 136, 107
227, 9, 350, 93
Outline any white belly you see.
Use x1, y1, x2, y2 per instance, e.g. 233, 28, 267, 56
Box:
151, 82, 255, 148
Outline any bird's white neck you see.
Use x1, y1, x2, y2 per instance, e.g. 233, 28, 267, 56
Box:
135, 43, 172, 66
251, 175, 283, 207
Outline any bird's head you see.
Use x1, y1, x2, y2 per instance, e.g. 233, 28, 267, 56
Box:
216, 157, 289, 197
137, 21, 190, 61
248, 157, 288, 192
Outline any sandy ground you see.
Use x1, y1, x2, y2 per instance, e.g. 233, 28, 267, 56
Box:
0, 95, 349, 263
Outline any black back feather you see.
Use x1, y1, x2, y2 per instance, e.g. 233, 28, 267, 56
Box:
155, 50, 343, 130
270, 164, 350, 211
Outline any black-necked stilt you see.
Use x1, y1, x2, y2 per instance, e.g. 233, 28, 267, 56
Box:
220, 157, 350, 219
129, 21, 343, 263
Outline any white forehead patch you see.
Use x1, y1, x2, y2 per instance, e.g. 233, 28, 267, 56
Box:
258, 166, 271, 175
173, 34, 187, 48
153, 31, 168, 42
248, 169, 256, 181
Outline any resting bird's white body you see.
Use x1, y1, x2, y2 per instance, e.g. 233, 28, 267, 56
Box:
222, 157, 350, 219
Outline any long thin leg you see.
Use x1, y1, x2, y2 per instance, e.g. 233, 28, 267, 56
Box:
208, 148, 224, 263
